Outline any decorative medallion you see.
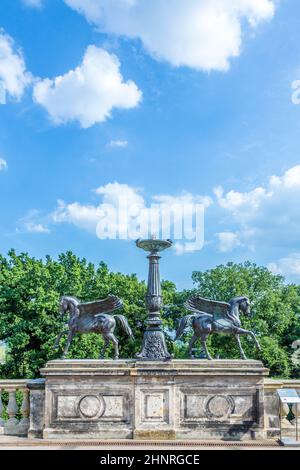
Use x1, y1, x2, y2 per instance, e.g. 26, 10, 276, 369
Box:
204, 395, 235, 419
78, 395, 105, 419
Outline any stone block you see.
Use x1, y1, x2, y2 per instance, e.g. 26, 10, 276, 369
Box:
40, 359, 268, 440
27, 379, 45, 439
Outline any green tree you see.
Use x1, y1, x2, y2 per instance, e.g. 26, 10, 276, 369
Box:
0, 250, 150, 378
1, 253, 299, 379
189, 262, 300, 377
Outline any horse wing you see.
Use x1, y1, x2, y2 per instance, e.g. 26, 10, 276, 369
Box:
185, 296, 230, 318
78, 295, 123, 318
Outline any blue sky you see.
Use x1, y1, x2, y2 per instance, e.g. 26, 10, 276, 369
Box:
1, 0, 300, 288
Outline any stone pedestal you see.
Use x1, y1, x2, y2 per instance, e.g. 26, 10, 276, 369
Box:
27, 379, 45, 439
40, 359, 268, 440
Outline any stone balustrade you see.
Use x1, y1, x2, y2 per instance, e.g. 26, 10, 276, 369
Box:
0, 380, 30, 436
264, 378, 300, 438
0, 374, 299, 440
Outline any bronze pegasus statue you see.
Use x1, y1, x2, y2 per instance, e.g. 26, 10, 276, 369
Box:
175, 296, 261, 360
54, 295, 134, 359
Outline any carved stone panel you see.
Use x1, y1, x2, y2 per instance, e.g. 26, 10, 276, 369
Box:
56, 395, 78, 419
54, 392, 126, 422
139, 389, 170, 425
184, 394, 206, 420
181, 389, 258, 423
103, 396, 124, 418
145, 393, 164, 419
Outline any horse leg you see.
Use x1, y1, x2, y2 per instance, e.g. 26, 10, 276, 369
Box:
250, 331, 261, 351
100, 335, 110, 359
237, 328, 261, 352
235, 334, 247, 360
62, 330, 74, 359
54, 329, 68, 350
188, 334, 198, 358
106, 333, 119, 360
201, 334, 212, 360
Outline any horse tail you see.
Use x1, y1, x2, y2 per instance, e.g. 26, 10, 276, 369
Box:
175, 315, 196, 340
114, 315, 135, 339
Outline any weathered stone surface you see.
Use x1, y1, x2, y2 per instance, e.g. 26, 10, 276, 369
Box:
133, 429, 176, 440
27, 379, 45, 439
40, 359, 268, 440
264, 379, 300, 438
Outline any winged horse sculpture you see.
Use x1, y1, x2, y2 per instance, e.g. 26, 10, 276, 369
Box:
54, 295, 134, 359
175, 296, 261, 360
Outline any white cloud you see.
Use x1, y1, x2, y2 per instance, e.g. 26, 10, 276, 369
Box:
94, 181, 144, 206
51, 182, 208, 253
0, 30, 31, 101
24, 222, 50, 233
173, 241, 204, 255
216, 231, 242, 252
33, 45, 142, 128
152, 192, 212, 209
53, 183, 145, 233
214, 185, 271, 219
53, 199, 103, 232
108, 139, 128, 148
19, 210, 50, 234
64, 0, 275, 72
22, 0, 42, 8
269, 165, 300, 189
268, 253, 300, 277
0, 158, 8, 171
215, 165, 300, 219
214, 165, 300, 252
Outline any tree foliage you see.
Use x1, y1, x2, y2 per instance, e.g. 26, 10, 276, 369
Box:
191, 262, 300, 377
0, 252, 299, 379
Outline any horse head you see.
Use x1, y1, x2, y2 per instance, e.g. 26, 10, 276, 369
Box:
59, 296, 80, 318
230, 296, 251, 317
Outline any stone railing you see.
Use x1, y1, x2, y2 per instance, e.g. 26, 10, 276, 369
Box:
0, 375, 299, 440
0, 380, 30, 436
264, 378, 300, 438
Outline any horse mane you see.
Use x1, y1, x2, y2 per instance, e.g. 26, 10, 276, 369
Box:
229, 296, 248, 305
225, 296, 248, 326
61, 295, 80, 305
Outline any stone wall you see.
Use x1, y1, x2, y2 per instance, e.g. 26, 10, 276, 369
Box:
40, 359, 268, 440
3, 362, 299, 440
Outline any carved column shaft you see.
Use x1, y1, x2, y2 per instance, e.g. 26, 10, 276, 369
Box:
136, 238, 172, 361
146, 253, 163, 327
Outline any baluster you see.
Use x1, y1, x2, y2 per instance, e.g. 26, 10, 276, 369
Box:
0, 390, 4, 434
281, 402, 290, 419
19, 389, 30, 434
5, 389, 19, 434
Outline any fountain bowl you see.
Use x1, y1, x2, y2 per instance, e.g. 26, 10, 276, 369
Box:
136, 238, 173, 253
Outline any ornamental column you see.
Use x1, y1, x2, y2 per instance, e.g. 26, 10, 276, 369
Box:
136, 237, 172, 360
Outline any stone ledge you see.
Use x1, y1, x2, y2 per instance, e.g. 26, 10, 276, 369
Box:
41, 359, 268, 377
0, 436, 280, 447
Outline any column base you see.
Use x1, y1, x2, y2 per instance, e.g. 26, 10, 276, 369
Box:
136, 329, 171, 360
